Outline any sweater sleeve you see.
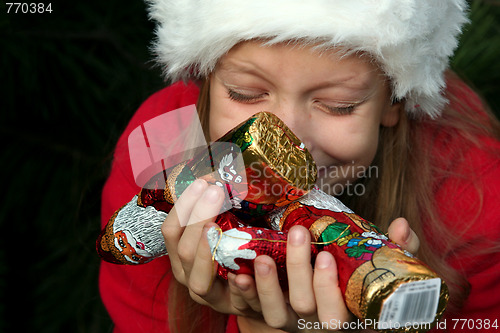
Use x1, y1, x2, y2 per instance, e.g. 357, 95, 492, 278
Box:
429, 136, 500, 332
99, 81, 200, 333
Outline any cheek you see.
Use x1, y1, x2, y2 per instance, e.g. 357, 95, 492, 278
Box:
316, 117, 381, 166
314, 123, 380, 191
320, 87, 392, 166
208, 83, 259, 141
208, 105, 229, 141
208, 94, 236, 141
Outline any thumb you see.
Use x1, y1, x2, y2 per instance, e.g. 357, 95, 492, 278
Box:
387, 217, 420, 255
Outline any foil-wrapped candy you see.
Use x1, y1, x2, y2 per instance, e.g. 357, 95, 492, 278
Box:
97, 111, 448, 332
97, 111, 316, 264
208, 188, 449, 332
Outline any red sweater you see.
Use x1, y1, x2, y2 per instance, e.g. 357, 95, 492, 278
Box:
99, 80, 500, 332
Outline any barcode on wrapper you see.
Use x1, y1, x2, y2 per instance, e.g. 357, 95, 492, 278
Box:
378, 278, 441, 329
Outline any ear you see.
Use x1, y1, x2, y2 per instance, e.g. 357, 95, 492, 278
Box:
380, 100, 402, 127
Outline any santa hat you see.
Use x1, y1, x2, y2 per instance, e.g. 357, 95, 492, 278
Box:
146, 0, 468, 118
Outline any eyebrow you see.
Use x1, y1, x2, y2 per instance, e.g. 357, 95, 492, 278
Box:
216, 58, 272, 83
217, 57, 377, 92
309, 76, 374, 92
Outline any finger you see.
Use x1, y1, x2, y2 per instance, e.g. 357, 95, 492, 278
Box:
227, 274, 262, 316
227, 274, 250, 312
387, 217, 420, 255
186, 223, 220, 299
254, 256, 296, 330
162, 179, 208, 282
313, 251, 352, 325
286, 226, 317, 319
232, 274, 262, 314
183, 224, 234, 311
188, 245, 260, 316
186, 277, 235, 314
162, 179, 208, 246
186, 184, 225, 227
178, 185, 224, 277
186, 227, 235, 313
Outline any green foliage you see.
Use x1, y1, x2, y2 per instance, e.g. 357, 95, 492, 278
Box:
1, 0, 499, 332
451, 0, 500, 115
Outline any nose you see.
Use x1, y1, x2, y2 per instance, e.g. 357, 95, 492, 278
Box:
271, 99, 312, 150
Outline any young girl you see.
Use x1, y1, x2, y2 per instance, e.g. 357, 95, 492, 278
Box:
99, 1, 500, 332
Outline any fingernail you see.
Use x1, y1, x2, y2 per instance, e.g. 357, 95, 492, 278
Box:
255, 262, 271, 276
202, 186, 221, 203
315, 252, 332, 269
289, 227, 305, 246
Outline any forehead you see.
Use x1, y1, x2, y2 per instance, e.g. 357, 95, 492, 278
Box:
215, 41, 384, 90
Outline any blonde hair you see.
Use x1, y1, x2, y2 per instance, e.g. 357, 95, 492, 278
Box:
168, 71, 500, 331
345, 70, 500, 314
167, 79, 226, 333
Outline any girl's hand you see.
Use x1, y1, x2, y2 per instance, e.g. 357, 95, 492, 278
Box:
161, 179, 261, 317
235, 218, 420, 333
386, 217, 420, 255
162, 181, 420, 331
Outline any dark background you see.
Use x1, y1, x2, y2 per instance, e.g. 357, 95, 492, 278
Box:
1, 1, 499, 332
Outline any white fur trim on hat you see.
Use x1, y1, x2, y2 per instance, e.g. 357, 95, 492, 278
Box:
146, 0, 468, 118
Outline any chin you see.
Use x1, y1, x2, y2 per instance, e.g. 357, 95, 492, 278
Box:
315, 175, 364, 198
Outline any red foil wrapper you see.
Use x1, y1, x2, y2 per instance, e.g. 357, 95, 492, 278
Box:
208, 188, 449, 332
98, 110, 448, 332
97, 112, 317, 265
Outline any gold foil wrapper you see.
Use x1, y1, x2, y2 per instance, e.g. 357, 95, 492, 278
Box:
346, 246, 449, 332
213, 112, 317, 207
99, 110, 447, 333
267, 189, 449, 333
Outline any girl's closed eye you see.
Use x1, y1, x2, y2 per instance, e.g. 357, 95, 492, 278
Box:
226, 86, 268, 103
314, 100, 361, 116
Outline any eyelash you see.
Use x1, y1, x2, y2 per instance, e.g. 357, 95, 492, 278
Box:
227, 87, 359, 115
318, 103, 358, 115
227, 88, 266, 103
